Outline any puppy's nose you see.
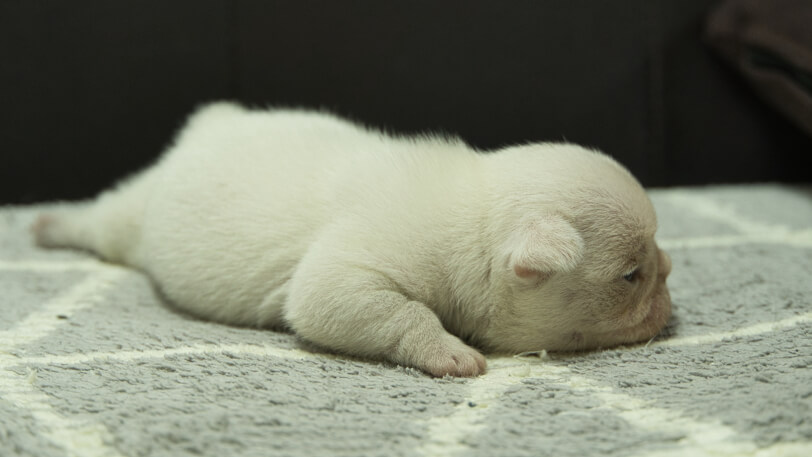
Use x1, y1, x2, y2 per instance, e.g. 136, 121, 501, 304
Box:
658, 249, 672, 278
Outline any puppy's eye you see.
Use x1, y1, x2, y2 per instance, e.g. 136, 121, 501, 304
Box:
622, 268, 638, 282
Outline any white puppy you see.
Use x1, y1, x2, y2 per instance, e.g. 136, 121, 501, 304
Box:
34, 102, 672, 377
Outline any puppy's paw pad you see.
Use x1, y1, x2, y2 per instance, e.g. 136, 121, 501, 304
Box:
421, 338, 487, 378
31, 213, 62, 247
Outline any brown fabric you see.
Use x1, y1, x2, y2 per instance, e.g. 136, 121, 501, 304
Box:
707, 0, 812, 137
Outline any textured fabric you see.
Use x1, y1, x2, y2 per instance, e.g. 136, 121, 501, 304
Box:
1, 184, 811, 456
707, 0, 812, 136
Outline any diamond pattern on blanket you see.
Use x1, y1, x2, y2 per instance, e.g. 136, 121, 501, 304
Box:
1, 184, 810, 457
0, 271, 88, 331
666, 244, 812, 337
16, 272, 300, 358
568, 324, 812, 446
25, 353, 467, 457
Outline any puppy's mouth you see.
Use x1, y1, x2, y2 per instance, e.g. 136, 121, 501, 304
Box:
578, 286, 672, 350
622, 287, 672, 343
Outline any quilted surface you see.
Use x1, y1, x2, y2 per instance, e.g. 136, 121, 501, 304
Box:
1, 184, 810, 456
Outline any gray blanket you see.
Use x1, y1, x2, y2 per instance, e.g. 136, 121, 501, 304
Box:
1, 184, 810, 457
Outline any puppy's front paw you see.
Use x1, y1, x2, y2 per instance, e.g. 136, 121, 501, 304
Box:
403, 333, 487, 377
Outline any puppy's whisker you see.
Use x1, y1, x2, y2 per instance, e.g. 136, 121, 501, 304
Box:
644, 326, 667, 349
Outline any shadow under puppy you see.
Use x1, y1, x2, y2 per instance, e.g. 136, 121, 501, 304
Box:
33, 102, 672, 377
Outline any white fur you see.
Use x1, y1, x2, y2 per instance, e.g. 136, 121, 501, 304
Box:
34, 102, 672, 377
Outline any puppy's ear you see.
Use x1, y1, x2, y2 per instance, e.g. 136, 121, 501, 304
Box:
504, 214, 584, 281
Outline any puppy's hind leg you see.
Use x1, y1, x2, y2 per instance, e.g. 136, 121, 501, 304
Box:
33, 167, 160, 265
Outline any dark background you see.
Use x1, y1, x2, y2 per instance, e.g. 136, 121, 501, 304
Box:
2, 0, 810, 204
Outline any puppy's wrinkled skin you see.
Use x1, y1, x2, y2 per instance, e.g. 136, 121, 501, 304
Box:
33, 102, 671, 377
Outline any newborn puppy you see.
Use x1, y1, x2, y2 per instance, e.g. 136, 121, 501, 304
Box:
33, 102, 672, 377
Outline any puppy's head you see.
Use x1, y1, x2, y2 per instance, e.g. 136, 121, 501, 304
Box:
484, 144, 672, 352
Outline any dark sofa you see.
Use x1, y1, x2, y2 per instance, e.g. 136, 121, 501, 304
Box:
2, 0, 810, 204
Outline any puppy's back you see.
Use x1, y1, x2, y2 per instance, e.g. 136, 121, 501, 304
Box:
137, 104, 477, 325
